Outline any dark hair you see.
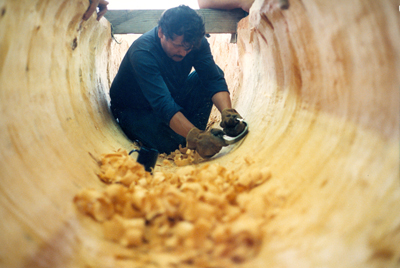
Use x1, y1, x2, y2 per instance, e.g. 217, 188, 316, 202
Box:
158, 5, 205, 49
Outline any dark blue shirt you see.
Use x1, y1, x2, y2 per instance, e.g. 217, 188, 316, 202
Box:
110, 27, 229, 124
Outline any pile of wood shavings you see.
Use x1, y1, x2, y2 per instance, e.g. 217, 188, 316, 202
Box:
74, 149, 272, 266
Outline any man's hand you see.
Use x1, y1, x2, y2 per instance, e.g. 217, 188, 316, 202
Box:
186, 128, 226, 158
83, 0, 109, 21
220, 108, 246, 137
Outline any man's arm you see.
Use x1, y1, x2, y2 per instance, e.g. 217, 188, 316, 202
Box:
212, 91, 232, 112
169, 112, 195, 138
198, 0, 255, 12
169, 91, 232, 138
169, 91, 231, 138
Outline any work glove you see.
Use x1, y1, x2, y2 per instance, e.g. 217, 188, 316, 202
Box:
220, 108, 246, 137
186, 127, 227, 158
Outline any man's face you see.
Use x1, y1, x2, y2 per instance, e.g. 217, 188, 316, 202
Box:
158, 28, 193, 62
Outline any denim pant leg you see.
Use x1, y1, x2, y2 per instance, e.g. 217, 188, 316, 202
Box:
117, 108, 186, 154
176, 70, 214, 130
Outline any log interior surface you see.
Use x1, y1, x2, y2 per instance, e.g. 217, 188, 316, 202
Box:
0, 0, 399, 267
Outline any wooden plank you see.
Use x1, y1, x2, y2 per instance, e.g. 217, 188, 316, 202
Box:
104, 9, 247, 35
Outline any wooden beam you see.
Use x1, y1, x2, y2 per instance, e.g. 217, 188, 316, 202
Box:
104, 9, 247, 35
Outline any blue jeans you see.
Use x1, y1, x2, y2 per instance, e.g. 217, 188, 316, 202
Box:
112, 71, 215, 154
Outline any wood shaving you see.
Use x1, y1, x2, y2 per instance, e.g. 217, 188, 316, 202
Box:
161, 145, 203, 167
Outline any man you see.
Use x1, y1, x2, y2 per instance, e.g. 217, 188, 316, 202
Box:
110, 5, 245, 158
197, 0, 288, 11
